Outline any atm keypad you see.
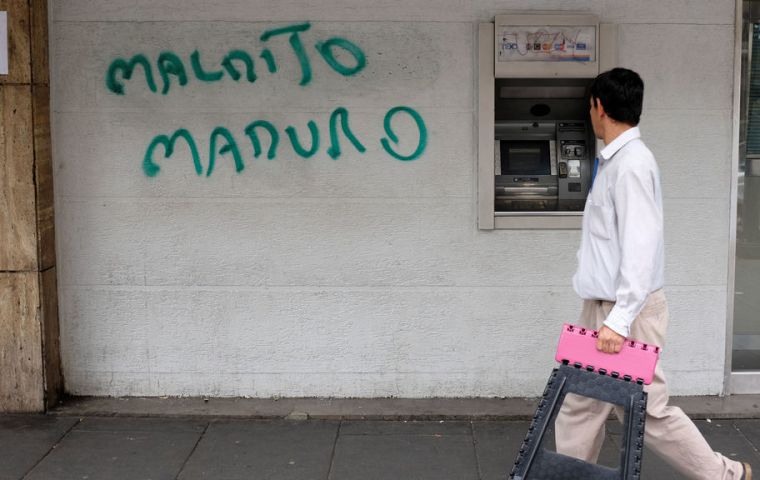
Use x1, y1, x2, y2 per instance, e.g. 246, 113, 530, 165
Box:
561, 141, 586, 159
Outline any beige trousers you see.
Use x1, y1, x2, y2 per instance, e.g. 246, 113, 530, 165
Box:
554, 290, 743, 480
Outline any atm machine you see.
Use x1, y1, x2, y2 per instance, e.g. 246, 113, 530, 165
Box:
494, 78, 594, 211
479, 14, 616, 227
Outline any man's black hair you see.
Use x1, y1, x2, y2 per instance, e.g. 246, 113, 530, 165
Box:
589, 68, 644, 126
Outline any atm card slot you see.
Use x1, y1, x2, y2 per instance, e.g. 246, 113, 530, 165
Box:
496, 186, 559, 197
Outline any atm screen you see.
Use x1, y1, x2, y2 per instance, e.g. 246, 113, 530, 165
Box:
501, 141, 551, 176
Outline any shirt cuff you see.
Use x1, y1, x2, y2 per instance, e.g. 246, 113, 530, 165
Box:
604, 306, 632, 338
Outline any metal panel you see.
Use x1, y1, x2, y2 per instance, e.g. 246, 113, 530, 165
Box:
599, 23, 618, 72
495, 212, 582, 230
726, 0, 745, 393
480, 19, 592, 231
730, 371, 760, 394
478, 22, 495, 230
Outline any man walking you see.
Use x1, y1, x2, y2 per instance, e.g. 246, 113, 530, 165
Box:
554, 68, 751, 480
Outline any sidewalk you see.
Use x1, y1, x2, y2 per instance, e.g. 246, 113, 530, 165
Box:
3, 411, 760, 479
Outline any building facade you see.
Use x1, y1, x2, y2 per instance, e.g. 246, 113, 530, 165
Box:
40, 0, 741, 399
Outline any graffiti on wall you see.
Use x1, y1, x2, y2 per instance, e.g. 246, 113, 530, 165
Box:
105, 22, 428, 177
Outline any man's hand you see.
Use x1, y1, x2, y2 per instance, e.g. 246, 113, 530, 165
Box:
596, 326, 625, 354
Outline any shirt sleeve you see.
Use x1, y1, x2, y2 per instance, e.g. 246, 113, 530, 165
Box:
603, 165, 663, 338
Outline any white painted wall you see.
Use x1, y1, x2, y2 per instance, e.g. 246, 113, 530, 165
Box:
51, 1, 736, 397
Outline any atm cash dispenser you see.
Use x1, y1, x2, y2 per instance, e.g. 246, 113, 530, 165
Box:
478, 14, 616, 228
494, 79, 594, 211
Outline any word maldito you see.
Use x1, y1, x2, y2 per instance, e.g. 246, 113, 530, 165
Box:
106, 23, 366, 95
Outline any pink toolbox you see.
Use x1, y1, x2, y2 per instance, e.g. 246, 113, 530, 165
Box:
555, 323, 660, 385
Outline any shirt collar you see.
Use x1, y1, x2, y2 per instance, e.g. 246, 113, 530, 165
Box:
599, 126, 640, 163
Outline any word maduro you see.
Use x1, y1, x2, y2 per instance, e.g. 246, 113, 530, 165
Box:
143, 106, 428, 177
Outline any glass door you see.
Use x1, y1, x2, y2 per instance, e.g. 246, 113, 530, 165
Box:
732, 17, 760, 375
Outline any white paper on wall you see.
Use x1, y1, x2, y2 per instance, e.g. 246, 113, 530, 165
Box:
0, 12, 7, 75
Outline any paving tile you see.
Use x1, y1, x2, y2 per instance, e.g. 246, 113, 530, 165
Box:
637, 447, 685, 479
24, 417, 204, 480
472, 421, 530, 480
474, 417, 621, 480
538, 422, 620, 469
340, 420, 471, 436
607, 419, 754, 479
613, 419, 759, 479
606, 419, 685, 479
699, 420, 760, 466
733, 419, 760, 454
330, 424, 478, 480
4, 414, 760, 480
732, 420, 760, 474
0, 415, 80, 480
178, 420, 338, 480
623, 419, 760, 479
75, 416, 207, 433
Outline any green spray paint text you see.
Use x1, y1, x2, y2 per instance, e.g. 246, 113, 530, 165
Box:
105, 22, 428, 174
106, 23, 366, 95
143, 105, 428, 177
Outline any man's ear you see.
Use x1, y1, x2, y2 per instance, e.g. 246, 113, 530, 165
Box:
593, 98, 607, 118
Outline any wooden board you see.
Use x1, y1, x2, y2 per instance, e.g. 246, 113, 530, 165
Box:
0, 272, 44, 412
0, 1, 56, 414
40, 267, 62, 408
0, 84, 37, 270
33, 85, 54, 270
30, 0, 48, 84
0, 0, 31, 84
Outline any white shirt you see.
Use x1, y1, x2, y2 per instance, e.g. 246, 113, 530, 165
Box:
572, 126, 665, 338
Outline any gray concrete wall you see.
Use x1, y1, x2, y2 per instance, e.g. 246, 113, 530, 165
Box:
51, 1, 736, 397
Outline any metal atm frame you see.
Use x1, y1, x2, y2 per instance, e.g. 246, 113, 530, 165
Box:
478, 14, 618, 229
